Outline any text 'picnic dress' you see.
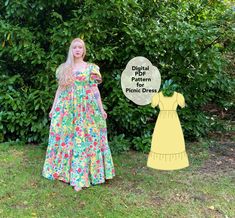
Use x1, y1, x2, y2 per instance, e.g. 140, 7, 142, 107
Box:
147, 91, 189, 170
42, 63, 115, 191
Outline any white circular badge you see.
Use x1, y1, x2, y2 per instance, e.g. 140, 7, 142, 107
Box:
121, 56, 161, 105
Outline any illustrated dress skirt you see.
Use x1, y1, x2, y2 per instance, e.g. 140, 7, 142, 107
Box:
147, 91, 189, 170
42, 63, 115, 191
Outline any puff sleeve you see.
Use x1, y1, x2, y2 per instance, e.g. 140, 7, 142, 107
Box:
89, 64, 102, 85
177, 92, 185, 108
151, 93, 159, 108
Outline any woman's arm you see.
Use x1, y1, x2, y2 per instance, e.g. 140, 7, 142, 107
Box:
91, 84, 107, 119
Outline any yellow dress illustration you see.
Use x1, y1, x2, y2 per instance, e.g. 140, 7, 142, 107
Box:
147, 91, 189, 170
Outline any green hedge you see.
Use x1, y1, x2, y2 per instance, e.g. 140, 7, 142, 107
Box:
0, 0, 234, 153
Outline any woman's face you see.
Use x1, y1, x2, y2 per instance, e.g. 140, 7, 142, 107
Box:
72, 41, 84, 59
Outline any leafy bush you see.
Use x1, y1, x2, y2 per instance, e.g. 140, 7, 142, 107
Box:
0, 0, 234, 153
109, 134, 131, 155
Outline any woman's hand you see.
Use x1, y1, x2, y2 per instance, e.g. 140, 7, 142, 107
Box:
102, 110, 107, 119
49, 110, 53, 119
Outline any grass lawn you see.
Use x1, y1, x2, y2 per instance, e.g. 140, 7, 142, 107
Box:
0, 138, 234, 218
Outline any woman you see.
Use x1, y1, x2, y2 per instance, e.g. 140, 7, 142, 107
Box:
42, 38, 115, 191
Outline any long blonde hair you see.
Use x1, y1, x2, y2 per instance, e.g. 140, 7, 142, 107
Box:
56, 38, 86, 87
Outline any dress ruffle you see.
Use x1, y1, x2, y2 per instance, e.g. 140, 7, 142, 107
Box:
147, 150, 189, 170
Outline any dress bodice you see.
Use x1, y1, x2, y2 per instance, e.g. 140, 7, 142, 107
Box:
151, 91, 185, 111
72, 64, 91, 85
55, 63, 102, 87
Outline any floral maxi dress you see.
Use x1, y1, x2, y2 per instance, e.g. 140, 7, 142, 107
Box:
42, 63, 115, 191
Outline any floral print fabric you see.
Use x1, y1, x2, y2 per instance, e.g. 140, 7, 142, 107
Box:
42, 63, 115, 191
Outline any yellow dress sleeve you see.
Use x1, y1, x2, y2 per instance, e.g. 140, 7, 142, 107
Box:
177, 93, 186, 108
151, 93, 159, 108
89, 64, 102, 85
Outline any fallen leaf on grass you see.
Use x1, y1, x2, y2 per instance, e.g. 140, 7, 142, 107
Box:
80, 201, 86, 206
97, 212, 103, 217
46, 192, 57, 197
208, 205, 215, 210
31, 212, 37, 217
30, 181, 38, 188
